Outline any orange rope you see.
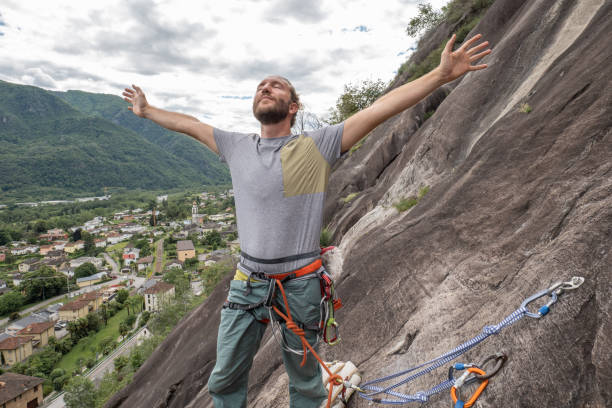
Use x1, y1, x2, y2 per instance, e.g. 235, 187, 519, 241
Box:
271, 279, 343, 408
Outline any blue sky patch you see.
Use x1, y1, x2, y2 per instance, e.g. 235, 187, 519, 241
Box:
221, 95, 252, 100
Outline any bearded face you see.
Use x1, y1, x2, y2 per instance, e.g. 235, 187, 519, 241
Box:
252, 94, 291, 125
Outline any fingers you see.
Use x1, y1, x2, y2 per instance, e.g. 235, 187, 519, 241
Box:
468, 63, 488, 71
444, 34, 456, 53
469, 49, 492, 62
459, 33, 483, 51
467, 40, 489, 56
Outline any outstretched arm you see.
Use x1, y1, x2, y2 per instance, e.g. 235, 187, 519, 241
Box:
122, 85, 218, 154
341, 33, 491, 152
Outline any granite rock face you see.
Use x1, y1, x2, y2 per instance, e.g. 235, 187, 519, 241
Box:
105, 0, 612, 407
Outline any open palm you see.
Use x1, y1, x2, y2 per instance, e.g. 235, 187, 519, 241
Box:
438, 33, 491, 82
122, 85, 149, 118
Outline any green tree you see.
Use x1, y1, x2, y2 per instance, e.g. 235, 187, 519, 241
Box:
64, 376, 97, 408
116, 288, 129, 304
202, 230, 222, 249
20, 266, 66, 302
327, 79, 387, 124
119, 321, 130, 339
0, 291, 25, 315
82, 231, 95, 254
114, 355, 129, 372
72, 228, 82, 242
406, 2, 443, 37
0, 230, 12, 246
163, 269, 190, 296
74, 262, 97, 279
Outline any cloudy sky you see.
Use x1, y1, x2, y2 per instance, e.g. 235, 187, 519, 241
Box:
0, 0, 449, 132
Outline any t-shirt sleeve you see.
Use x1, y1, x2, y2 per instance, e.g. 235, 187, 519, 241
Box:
307, 122, 344, 166
213, 128, 239, 164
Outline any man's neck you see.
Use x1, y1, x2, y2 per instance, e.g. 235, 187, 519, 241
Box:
260, 120, 292, 139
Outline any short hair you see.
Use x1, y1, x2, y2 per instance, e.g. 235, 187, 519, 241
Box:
274, 76, 301, 127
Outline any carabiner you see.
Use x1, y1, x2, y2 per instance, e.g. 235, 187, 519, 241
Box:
450, 367, 489, 408
521, 288, 557, 318
522, 276, 585, 318
324, 317, 340, 345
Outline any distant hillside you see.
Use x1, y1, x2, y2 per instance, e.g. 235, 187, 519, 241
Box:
0, 80, 230, 202
52, 90, 228, 185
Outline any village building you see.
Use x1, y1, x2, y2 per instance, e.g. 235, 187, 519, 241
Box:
123, 244, 140, 266
51, 241, 68, 251
0, 372, 44, 408
94, 238, 107, 248
0, 337, 33, 366
144, 282, 175, 312
137, 256, 154, 271
10, 246, 38, 256
165, 259, 184, 270
38, 244, 55, 256
40, 257, 64, 271
16, 321, 55, 349
6, 315, 48, 337
69, 256, 103, 269
176, 240, 195, 262
77, 291, 103, 312
76, 272, 107, 288
38, 228, 68, 241
58, 300, 90, 321
17, 259, 41, 274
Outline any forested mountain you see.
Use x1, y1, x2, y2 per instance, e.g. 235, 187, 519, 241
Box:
0, 80, 229, 202
52, 89, 227, 185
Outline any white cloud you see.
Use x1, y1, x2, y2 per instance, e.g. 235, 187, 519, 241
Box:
0, 0, 451, 132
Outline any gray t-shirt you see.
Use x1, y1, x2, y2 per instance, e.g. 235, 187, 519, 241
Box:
214, 123, 344, 274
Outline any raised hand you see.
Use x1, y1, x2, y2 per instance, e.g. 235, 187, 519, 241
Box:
437, 33, 492, 83
122, 85, 149, 117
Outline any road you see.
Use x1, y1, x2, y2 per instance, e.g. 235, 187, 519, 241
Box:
102, 252, 119, 275
43, 327, 151, 408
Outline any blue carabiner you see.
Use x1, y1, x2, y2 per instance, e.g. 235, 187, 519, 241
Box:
521, 289, 558, 318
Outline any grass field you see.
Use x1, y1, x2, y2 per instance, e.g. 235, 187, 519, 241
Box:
56, 307, 129, 373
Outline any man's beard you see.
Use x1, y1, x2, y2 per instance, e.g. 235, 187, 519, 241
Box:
253, 97, 290, 125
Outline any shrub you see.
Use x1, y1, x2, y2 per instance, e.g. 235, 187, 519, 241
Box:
320, 228, 332, 247
394, 185, 430, 212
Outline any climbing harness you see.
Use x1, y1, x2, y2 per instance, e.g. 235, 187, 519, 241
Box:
358, 276, 585, 405
223, 247, 346, 408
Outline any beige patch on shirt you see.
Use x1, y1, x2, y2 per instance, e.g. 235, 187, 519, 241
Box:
280, 135, 330, 197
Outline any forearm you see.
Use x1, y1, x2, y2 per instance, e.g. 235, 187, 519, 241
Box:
142, 105, 201, 134
342, 69, 446, 151
371, 68, 446, 120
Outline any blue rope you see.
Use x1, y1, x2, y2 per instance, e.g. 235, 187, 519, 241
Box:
358, 301, 534, 404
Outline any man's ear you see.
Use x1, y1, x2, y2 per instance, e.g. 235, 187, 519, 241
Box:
289, 102, 299, 115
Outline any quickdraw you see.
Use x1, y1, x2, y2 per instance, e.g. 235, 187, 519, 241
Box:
320, 269, 343, 345
358, 276, 585, 405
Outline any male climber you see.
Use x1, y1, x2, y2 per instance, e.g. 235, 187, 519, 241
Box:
123, 33, 491, 408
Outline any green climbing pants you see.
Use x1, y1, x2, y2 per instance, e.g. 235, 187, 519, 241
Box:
208, 276, 328, 408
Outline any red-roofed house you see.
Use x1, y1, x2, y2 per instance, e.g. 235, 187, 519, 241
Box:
0, 336, 34, 366
144, 282, 175, 312
0, 372, 44, 407
16, 321, 55, 349
58, 300, 90, 321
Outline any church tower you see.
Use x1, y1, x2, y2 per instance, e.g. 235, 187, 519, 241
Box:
192, 201, 198, 224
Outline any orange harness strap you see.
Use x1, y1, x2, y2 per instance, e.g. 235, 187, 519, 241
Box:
271, 278, 343, 408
